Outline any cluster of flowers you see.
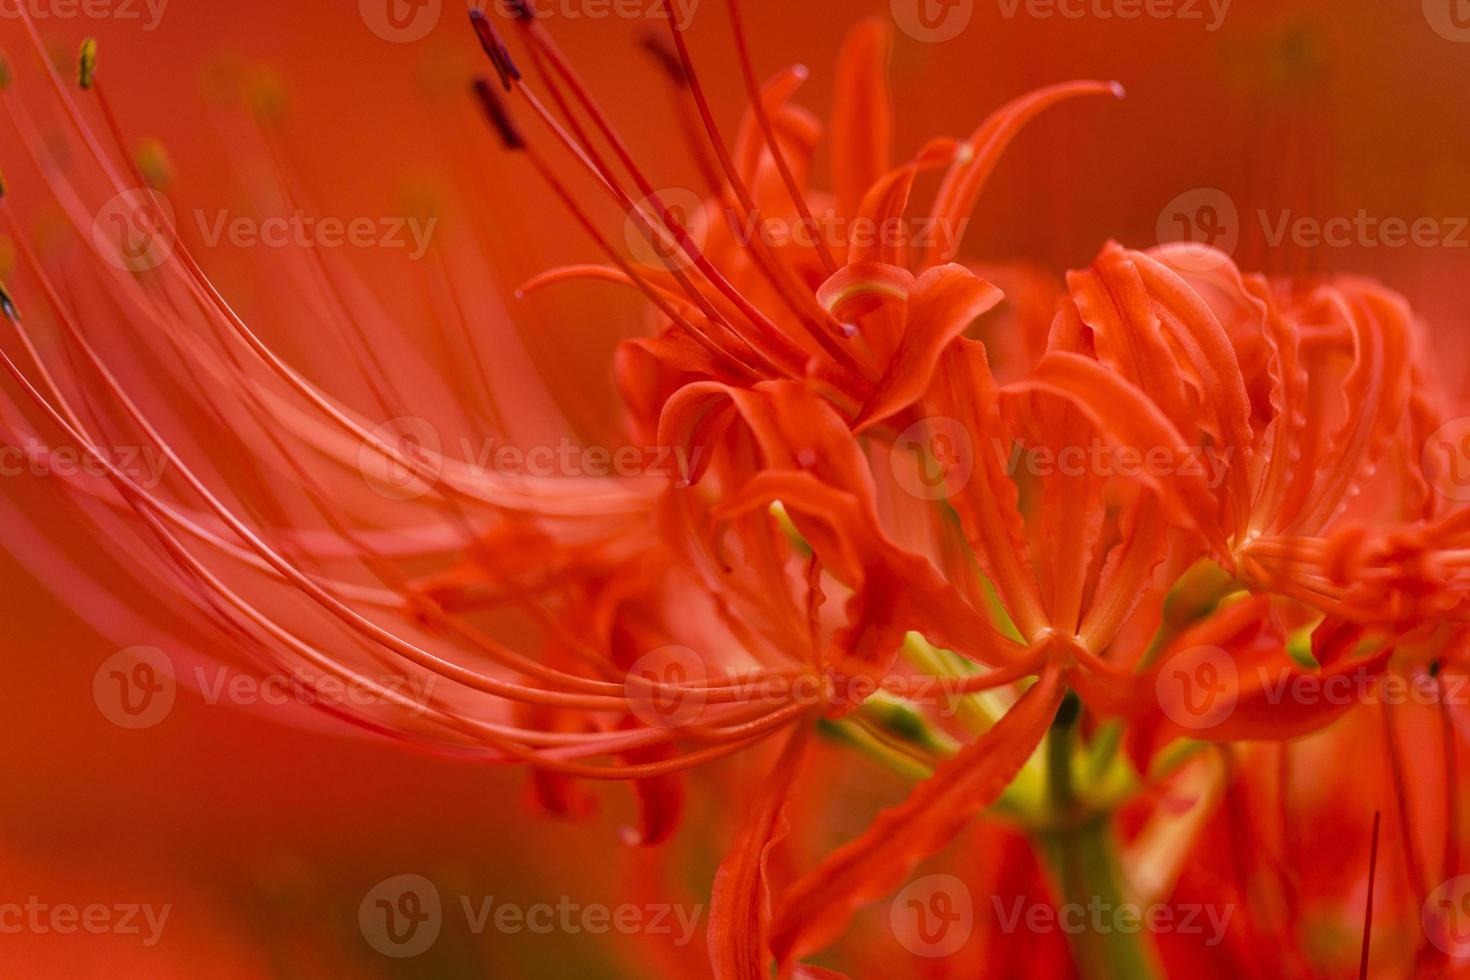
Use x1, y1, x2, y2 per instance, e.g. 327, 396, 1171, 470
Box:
0, 2, 1466, 974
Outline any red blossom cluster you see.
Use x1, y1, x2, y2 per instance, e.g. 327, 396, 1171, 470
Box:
1, 3, 1467, 975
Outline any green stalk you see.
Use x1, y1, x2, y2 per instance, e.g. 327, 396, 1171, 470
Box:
1036, 693, 1160, 980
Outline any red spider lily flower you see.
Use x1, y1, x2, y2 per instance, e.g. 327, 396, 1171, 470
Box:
3, 2, 1470, 977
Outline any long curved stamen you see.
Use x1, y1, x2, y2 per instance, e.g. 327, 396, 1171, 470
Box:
471, 80, 768, 379
725, 0, 837, 275
475, 10, 812, 378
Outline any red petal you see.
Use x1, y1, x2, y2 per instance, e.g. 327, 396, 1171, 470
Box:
854, 264, 1003, 431
708, 727, 811, 980
815, 261, 914, 324
831, 19, 892, 220
1285, 281, 1414, 535
620, 739, 685, 847
1129, 250, 1256, 541
1005, 351, 1231, 560
768, 666, 1064, 967
1067, 244, 1192, 437
927, 339, 1048, 640
717, 471, 1027, 678
926, 80, 1123, 266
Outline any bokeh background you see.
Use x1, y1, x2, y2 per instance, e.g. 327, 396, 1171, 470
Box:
1, 0, 1468, 974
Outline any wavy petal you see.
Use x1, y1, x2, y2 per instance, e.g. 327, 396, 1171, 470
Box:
854, 264, 1003, 431
1129, 250, 1256, 541
1005, 352, 1231, 560
708, 726, 810, 979
927, 339, 1047, 639
1287, 281, 1413, 535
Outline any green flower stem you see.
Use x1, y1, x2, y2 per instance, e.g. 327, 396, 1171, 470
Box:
825, 683, 1161, 977
1036, 692, 1161, 980
830, 637, 1163, 977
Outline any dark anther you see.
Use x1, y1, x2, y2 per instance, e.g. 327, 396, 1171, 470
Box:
0, 281, 21, 323
472, 78, 525, 151
639, 33, 687, 87
469, 9, 522, 91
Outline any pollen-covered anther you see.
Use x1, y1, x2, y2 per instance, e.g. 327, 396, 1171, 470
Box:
468, 8, 522, 91
78, 38, 98, 90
